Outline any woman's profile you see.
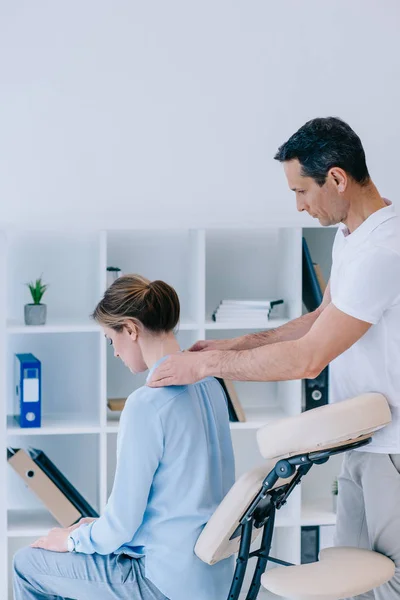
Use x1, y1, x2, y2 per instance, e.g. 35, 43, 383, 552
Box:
13, 274, 235, 600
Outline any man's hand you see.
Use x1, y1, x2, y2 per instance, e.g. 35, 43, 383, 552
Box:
189, 339, 232, 352
30, 527, 69, 552
147, 352, 205, 387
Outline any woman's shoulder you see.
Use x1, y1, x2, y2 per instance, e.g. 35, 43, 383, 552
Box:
124, 386, 154, 409
125, 383, 188, 413
119, 388, 163, 432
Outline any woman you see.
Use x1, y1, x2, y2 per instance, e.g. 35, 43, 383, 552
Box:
13, 275, 235, 600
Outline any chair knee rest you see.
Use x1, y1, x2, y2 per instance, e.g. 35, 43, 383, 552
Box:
261, 547, 395, 600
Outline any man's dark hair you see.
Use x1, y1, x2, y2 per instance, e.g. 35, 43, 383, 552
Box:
274, 117, 370, 187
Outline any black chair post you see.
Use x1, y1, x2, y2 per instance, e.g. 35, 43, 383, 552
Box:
245, 505, 276, 600
227, 517, 254, 600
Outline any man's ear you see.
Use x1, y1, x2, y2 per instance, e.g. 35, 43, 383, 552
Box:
329, 167, 347, 193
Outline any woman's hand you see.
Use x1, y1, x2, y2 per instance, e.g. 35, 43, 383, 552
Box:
30, 527, 69, 552
76, 516, 98, 526
30, 518, 98, 552
68, 517, 98, 533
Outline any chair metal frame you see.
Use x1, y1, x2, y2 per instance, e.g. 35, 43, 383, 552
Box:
227, 436, 371, 600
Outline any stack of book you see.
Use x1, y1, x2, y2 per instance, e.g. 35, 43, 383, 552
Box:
212, 299, 284, 326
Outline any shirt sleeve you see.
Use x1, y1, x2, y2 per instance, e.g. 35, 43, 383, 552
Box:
70, 394, 164, 555
332, 246, 400, 324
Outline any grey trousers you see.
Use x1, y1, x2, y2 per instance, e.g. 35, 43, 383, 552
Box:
13, 546, 168, 600
334, 451, 400, 600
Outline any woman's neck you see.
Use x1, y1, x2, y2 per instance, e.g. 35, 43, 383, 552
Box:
140, 331, 181, 370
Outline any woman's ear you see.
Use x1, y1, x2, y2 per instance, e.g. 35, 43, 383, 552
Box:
124, 320, 139, 341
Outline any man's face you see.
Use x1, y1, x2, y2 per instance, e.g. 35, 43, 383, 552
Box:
283, 159, 348, 226
103, 324, 148, 374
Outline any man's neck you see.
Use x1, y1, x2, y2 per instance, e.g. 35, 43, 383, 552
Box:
343, 181, 387, 233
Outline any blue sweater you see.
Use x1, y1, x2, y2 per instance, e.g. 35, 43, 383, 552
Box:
70, 356, 235, 600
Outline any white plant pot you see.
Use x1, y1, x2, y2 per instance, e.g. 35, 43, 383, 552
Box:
332, 494, 338, 513
24, 303, 47, 326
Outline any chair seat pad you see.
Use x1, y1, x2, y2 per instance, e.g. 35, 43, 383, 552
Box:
257, 393, 391, 460
261, 546, 395, 600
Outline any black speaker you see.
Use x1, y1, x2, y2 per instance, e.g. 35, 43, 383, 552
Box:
304, 366, 329, 411
301, 526, 320, 564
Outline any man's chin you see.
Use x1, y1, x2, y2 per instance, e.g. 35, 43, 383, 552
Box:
309, 214, 327, 226
318, 217, 336, 227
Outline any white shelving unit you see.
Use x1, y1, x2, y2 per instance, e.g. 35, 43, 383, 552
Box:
0, 226, 339, 599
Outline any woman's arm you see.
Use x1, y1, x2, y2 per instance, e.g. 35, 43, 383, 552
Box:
70, 395, 163, 555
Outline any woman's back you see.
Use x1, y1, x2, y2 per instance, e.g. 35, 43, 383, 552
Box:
114, 359, 235, 600
71, 276, 235, 600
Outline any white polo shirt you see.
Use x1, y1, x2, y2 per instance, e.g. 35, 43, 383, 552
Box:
329, 201, 400, 453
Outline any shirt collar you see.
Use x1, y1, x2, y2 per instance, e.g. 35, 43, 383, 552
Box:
340, 199, 396, 246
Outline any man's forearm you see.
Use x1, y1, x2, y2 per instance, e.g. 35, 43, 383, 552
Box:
228, 310, 320, 350
201, 337, 315, 382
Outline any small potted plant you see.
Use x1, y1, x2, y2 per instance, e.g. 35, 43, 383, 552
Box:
24, 275, 49, 325
332, 477, 338, 512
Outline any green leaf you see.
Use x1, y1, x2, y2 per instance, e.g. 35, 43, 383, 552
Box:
26, 275, 49, 305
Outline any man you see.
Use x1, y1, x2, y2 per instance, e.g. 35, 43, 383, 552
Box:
149, 117, 400, 599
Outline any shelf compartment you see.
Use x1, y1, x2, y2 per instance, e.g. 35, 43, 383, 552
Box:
107, 230, 203, 324
205, 228, 302, 323
6, 230, 103, 324
7, 434, 100, 518
7, 333, 101, 424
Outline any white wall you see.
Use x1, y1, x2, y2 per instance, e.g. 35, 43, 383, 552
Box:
0, 0, 399, 228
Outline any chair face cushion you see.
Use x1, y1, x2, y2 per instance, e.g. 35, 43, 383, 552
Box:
195, 461, 294, 565
257, 393, 391, 460
261, 546, 395, 600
